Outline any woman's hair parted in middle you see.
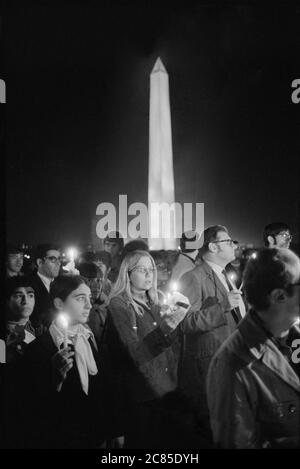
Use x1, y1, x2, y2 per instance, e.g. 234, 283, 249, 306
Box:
110, 250, 159, 315
50, 274, 88, 307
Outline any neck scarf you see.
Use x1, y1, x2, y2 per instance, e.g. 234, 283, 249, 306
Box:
49, 321, 98, 395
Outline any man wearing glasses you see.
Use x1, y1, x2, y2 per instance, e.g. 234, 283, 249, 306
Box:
263, 222, 293, 249
29, 244, 61, 330
178, 225, 246, 441
207, 248, 300, 448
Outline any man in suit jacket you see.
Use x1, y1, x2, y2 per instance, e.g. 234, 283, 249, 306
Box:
178, 225, 246, 431
29, 244, 61, 330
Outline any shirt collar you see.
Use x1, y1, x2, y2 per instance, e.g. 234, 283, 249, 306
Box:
180, 252, 196, 264
37, 271, 53, 291
205, 260, 225, 277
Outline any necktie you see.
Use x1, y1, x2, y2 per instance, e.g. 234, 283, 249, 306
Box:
222, 270, 242, 324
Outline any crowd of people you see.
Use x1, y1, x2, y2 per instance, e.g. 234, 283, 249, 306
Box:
4, 222, 300, 449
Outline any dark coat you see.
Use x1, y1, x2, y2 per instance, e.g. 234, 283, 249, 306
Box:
206, 311, 300, 448
178, 259, 240, 416
6, 320, 36, 363
28, 272, 53, 329
21, 330, 105, 448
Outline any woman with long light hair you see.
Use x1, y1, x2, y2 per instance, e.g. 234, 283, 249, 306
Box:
110, 250, 159, 314
102, 249, 189, 448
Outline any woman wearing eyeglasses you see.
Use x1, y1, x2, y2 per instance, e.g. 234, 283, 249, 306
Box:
101, 250, 189, 449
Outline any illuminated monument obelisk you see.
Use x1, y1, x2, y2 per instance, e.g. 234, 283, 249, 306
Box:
148, 58, 176, 250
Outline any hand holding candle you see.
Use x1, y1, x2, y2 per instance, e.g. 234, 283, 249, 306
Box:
64, 247, 79, 274
67, 247, 77, 263
160, 291, 190, 334
169, 291, 190, 310
170, 281, 178, 293
162, 281, 190, 311
57, 313, 69, 349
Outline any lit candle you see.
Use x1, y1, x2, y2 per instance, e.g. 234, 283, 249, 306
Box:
57, 313, 69, 349
67, 247, 77, 263
229, 273, 237, 282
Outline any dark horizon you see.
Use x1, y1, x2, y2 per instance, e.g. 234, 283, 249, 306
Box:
4, 4, 300, 248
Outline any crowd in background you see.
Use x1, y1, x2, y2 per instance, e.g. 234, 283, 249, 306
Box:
4, 222, 300, 449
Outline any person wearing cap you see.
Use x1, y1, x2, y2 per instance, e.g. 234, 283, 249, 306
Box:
170, 231, 200, 284
103, 231, 124, 284
178, 225, 246, 440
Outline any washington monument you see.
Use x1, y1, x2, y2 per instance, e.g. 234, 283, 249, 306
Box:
148, 57, 177, 250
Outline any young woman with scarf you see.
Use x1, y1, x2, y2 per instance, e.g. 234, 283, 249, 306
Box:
22, 275, 105, 448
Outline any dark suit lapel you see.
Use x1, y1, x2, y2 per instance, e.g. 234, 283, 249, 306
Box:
39, 330, 58, 357
35, 273, 50, 296
201, 260, 229, 303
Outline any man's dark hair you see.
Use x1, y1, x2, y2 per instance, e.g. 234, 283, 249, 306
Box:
6, 244, 23, 261
201, 225, 228, 254
95, 251, 112, 268
121, 240, 149, 261
5, 276, 35, 300
104, 231, 124, 250
243, 247, 297, 311
78, 262, 99, 279
34, 244, 60, 263
50, 275, 87, 305
263, 222, 291, 247
81, 251, 96, 263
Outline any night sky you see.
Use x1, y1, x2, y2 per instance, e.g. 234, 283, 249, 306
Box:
4, 4, 300, 248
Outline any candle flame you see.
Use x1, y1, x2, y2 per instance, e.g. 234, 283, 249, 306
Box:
67, 247, 78, 262
57, 313, 69, 330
